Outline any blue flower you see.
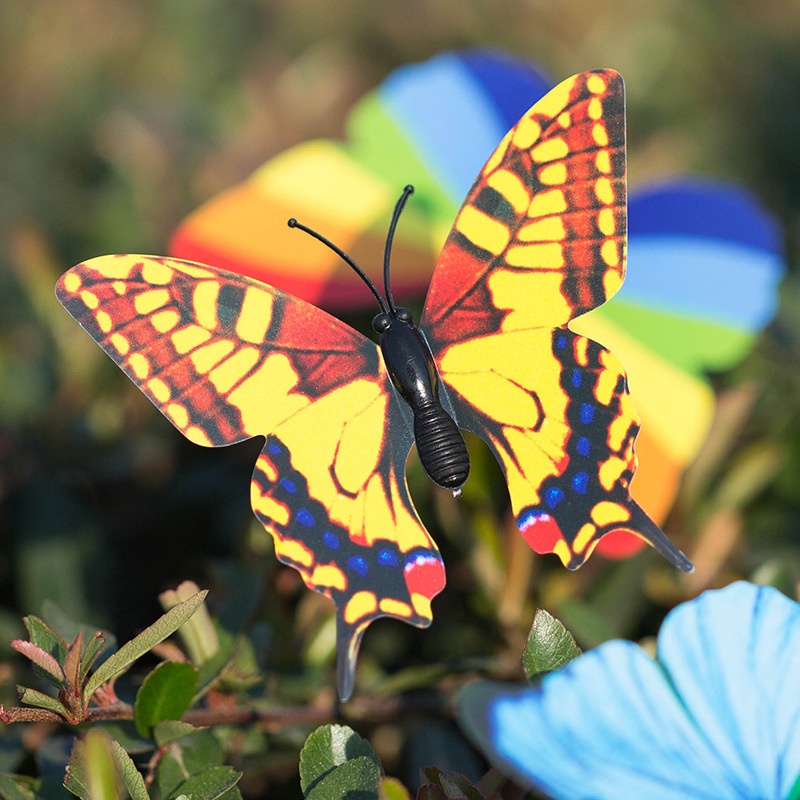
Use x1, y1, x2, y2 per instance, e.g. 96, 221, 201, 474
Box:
458, 582, 800, 800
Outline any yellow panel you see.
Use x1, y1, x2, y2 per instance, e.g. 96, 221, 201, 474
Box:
275, 537, 314, 569
236, 286, 273, 344
251, 139, 393, 228
173, 261, 215, 279
379, 598, 412, 617
601, 240, 620, 268
598, 207, 615, 235
151, 309, 181, 333
147, 378, 171, 403
487, 169, 530, 214
80, 290, 99, 310
593, 124, 609, 146
250, 484, 290, 526
528, 189, 567, 218
310, 564, 346, 591
532, 76, 575, 119
209, 346, 260, 393
185, 426, 213, 446
193, 280, 220, 331
90, 255, 136, 280
591, 501, 630, 527
63, 272, 81, 292
596, 150, 611, 174
410, 593, 432, 619
141, 260, 174, 285
228, 352, 309, 437
511, 116, 542, 149
505, 242, 564, 269
588, 97, 603, 120
531, 137, 568, 163
587, 73, 607, 94
96, 311, 112, 333
488, 269, 570, 329
344, 591, 378, 625
172, 325, 211, 355
599, 456, 628, 492
110, 333, 129, 355
594, 177, 614, 205
455, 206, 511, 256
190, 339, 235, 374
128, 353, 150, 380
166, 403, 189, 428
538, 163, 567, 186
133, 289, 170, 314
518, 217, 566, 242
334, 392, 387, 496
573, 522, 596, 554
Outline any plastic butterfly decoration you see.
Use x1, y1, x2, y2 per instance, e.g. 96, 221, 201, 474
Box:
58, 67, 694, 700
171, 50, 784, 560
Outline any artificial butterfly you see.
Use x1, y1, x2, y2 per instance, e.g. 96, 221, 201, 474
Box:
56, 69, 692, 701
169, 50, 784, 562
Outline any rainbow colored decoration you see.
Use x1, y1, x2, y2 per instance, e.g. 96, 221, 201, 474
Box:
170, 50, 785, 558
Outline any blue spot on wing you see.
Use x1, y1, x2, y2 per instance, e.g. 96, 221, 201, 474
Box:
323, 531, 339, 550
572, 472, 589, 495
571, 369, 582, 388
268, 443, 281, 455
545, 487, 564, 509
378, 549, 399, 567
280, 478, 296, 494
580, 404, 595, 424
296, 508, 315, 527
348, 556, 368, 577
577, 437, 591, 457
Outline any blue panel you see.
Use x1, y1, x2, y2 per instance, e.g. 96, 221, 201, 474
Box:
458, 50, 552, 131
619, 236, 784, 329
629, 180, 783, 254
379, 52, 509, 200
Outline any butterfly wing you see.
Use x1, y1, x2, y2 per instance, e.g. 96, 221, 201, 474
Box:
420, 70, 692, 571
56, 255, 445, 699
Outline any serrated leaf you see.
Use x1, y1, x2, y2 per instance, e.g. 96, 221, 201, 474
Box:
16, 687, 68, 717
523, 608, 582, 680
84, 591, 207, 700
109, 741, 148, 800
305, 757, 381, 800
153, 721, 202, 747
134, 662, 198, 737
0, 774, 41, 800
299, 725, 381, 796
171, 767, 240, 800
378, 777, 412, 800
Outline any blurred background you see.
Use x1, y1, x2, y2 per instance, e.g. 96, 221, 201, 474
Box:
1, 0, 800, 796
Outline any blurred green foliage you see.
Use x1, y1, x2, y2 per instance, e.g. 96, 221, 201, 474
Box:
1, 1, 800, 798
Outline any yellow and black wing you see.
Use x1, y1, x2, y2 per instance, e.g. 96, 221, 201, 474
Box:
56, 255, 446, 699
420, 71, 692, 572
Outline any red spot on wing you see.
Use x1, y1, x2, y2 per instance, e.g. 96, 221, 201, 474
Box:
403, 553, 446, 599
518, 510, 565, 555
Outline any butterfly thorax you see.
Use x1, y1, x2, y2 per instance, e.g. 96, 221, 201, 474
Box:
373, 309, 470, 492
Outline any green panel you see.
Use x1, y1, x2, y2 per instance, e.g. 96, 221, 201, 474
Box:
598, 300, 753, 376
346, 95, 459, 240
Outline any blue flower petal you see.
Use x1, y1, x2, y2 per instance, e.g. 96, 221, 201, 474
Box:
657, 581, 800, 798
459, 641, 736, 800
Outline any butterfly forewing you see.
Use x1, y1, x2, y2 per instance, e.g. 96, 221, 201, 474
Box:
421, 71, 692, 572
56, 254, 446, 700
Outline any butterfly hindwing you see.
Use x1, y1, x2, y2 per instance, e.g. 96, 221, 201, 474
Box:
56, 255, 446, 699
421, 70, 691, 571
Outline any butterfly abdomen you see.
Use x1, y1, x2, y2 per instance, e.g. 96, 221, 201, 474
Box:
413, 403, 470, 490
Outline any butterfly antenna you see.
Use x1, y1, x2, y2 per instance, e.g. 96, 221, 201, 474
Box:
287, 218, 388, 313
383, 185, 414, 313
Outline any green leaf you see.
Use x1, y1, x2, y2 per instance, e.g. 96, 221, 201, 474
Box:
523, 608, 582, 680
299, 725, 381, 797
170, 767, 240, 800
0, 774, 41, 800
10, 641, 64, 684
80, 633, 108, 682
65, 734, 121, 800
134, 662, 198, 737
23, 616, 67, 662
84, 591, 207, 700
108, 740, 149, 800
305, 758, 381, 800
153, 721, 202, 747
16, 687, 68, 717
157, 731, 225, 800
417, 768, 486, 800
